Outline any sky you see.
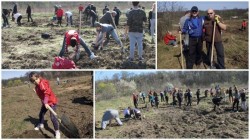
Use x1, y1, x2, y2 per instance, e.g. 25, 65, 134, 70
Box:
2, 71, 29, 80
95, 71, 157, 81
158, 1, 248, 11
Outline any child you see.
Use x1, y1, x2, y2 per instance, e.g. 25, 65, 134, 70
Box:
29, 72, 60, 139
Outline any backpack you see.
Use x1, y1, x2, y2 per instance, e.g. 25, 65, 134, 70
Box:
52, 56, 76, 69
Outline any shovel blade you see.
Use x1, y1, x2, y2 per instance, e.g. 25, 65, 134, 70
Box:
59, 114, 80, 138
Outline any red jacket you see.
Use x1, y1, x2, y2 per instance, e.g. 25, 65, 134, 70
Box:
164, 33, 176, 45
57, 8, 64, 17
35, 78, 58, 105
242, 21, 247, 27
65, 30, 80, 46
79, 5, 84, 11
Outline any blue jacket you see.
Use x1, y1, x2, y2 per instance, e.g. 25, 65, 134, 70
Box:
182, 16, 204, 37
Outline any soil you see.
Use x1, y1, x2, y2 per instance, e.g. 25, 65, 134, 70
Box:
95, 97, 248, 138
2, 11, 155, 69
2, 75, 93, 138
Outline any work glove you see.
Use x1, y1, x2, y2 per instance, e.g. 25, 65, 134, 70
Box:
215, 16, 220, 23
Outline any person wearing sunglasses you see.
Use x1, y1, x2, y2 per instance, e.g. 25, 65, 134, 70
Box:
181, 6, 204, 69
203, 9, 227, 69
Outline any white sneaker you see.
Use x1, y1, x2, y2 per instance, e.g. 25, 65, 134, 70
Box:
55, 130, 61, 139
34, 124, 44, 130
90, 54, 98, 60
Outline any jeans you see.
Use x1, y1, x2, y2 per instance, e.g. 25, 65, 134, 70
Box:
233, 98, 239, 111
39, 104, 59, 130
150, 19, 155, 38
169, 40, 176, 46
206, 41, 225, 69
17, 16, 22, 25
59, 36, 92, 57
97, 30, 123, 47
187, 37, 203, 69
66, 16, 73, 26
90, 16, 96, 27
128, 32, 143, 59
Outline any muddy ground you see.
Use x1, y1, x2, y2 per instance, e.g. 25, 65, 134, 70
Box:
2, 11, 155, 69
2, 75, 93, 138
95, 96, 248, 138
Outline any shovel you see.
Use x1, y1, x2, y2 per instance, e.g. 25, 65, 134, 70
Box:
210, 21, 216, 69
47, 106, 80, 138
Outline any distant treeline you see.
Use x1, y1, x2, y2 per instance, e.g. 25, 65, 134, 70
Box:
96, 71, 248, 101
157, 9, 248, 40
2, 71, 92, 87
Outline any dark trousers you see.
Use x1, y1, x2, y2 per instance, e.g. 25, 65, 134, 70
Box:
57, 16, 62, 26
66, 16, 73, 26
142, 97, 145, 103
178, 98, 182, 108
197, 95, 200, 105
165, 96, 168, 104
160, 95, 164, 102
27, 13, 33, 22
187, 98, 192, 106
213, 102, 219, 111
39, 105, 59, 130
2, 13, 9, 26
134, 100, 138, 108
187, 37, 203, 69
17, 16, 22, 25
115, 16, 119, 26
232, 98, 239, 111
91, 16, 96, 27
206, 41, 225, 69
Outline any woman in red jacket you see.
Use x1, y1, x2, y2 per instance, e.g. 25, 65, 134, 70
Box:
29, 72, 60, 139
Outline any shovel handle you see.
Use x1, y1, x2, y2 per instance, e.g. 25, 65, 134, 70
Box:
47, 105, 58, 116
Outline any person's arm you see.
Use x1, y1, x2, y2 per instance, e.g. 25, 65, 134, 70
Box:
39, 81, 50, 109
215, 15, 226, 30
181, 19, 188, 34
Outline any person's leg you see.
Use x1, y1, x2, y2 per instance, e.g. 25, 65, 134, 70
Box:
59, 36, 66, 57
115, 117, 123, 126
39, 105, 48, 125
236, 100, 239, 111
30, 13, 33, 22
70, 16, 73, 26
135, 33, 143, 59
49, 105, 59, 131
206, 42, 212, 65
214, 42, 225, 69
150, 19, 155, 38
128, 32, 136, 59
110, 29, 123, 47
79, 37, 93, 56
232, 99, 236, 110
196, 37, 203, 65
187, 38, 196, 69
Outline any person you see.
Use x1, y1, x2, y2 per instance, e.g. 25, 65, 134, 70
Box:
93, 22, 124, 51
232, 86, 240, 112
88, 9, 97, 27
129, 107, 142, 119
163, 31, 177, 47
12, 3, 17, 21
228, 87, 233, 103
154, 92, 159, 108
132, 93, 138, 108
172, 89, 177, 106
241, 19, 247, 31
212, 96, 223, 111
240, 89, 247, 111
13, 12, 22, 26
101, 109, 123, 129
142, 92, 146, 104
84, 3, 91, 21
29, 72, 60, 139
186, 89, 192, 106
177, 90, 183, 108
184, 89, 188, 104
149, 92, 155, 107
65, 10, 73, 26
179, 11, 190, 51
54, 5, 58, 16
164, 89, 169, 104
26, 4, 33, 22
125, 1, 147, 62
196, 89, 200, 105
203, 9, 227, 69
56, 5, 64, 26
113, 6, 121, 26
59, 30, 97, 60
148, 3, 156, 43
2, 9, 11, 28
56, 77, 60, 85
205, 89, 208, 97
160, 91, 164, 102
181, 6, 204, 69
78, 4, 84, 15
103, 5, 109, 15
123, 107, 131, 118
